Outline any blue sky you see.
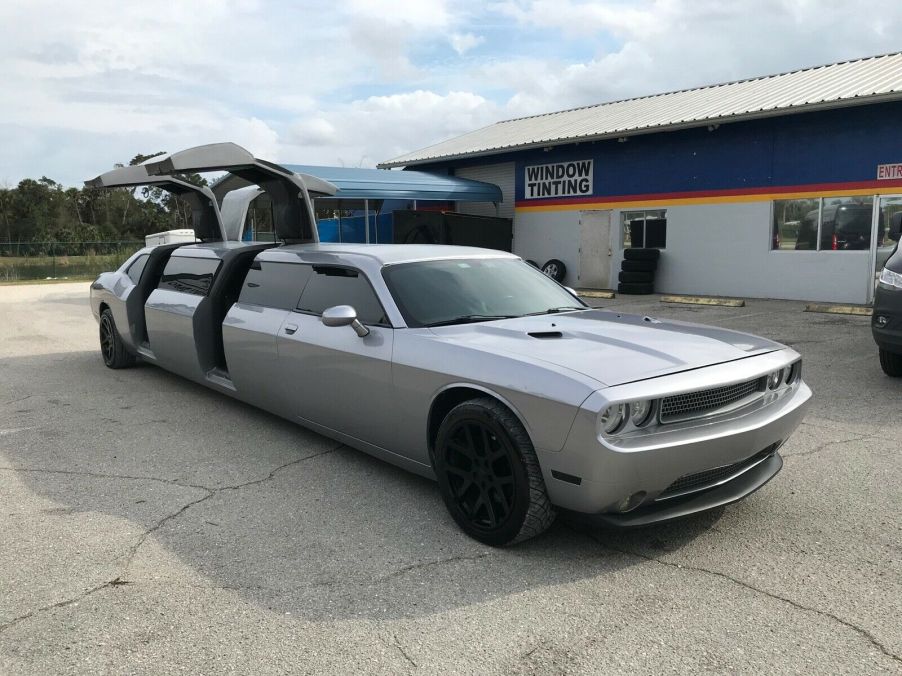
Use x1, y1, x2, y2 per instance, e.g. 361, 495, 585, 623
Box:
1, 0, 902, 187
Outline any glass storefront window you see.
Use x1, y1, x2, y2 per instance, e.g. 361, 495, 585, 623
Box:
622, 210, 666, 249
772, 196, 874, 251
772, 198, 818, 250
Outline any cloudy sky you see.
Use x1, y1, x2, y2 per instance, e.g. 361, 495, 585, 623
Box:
1, 0, 901, 187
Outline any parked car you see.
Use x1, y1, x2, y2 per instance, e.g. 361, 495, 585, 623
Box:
872, 214, 902, 376
91, 242, 812, 545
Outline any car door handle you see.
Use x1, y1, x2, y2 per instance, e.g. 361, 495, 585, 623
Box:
284, 323, 298, 335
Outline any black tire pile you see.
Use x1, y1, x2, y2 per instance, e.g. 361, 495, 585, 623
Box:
618, 248, 660, 295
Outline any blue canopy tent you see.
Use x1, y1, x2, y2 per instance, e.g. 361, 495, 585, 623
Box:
280, 165, 503, 243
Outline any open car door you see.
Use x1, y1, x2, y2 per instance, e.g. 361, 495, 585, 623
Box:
85, 164, 228, 352
145, 143, 337, 243
85, 164, 226, 242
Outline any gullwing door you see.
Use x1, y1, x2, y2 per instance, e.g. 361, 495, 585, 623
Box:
145, 143, 337, 243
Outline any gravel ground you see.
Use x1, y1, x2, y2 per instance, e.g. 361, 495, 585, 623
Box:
0, 282, 899, 675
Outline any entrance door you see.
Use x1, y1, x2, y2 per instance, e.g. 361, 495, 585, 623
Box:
578, 210, 612, 289
869, 195, 902, 303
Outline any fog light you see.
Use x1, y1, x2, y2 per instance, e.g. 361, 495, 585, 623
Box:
876, 315, 888, 327
618, 491, 647, 513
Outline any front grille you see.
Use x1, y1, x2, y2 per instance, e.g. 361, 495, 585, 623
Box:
657, 446, 776, 500
660, 377, 764, 423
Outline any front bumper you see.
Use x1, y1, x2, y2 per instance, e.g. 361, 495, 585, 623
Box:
872, 285, 902, 353
537, 350, 811, 521
575, 452, 782, 527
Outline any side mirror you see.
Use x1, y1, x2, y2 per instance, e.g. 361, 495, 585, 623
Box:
321, 305, 369, 337
890, 212, 902, 242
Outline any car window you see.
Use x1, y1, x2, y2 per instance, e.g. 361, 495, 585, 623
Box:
296, 266, 387, 325
382, 258, 585, 327
158, 256, 221, 296
239, 261, 312, 310
126, 254, 149, 285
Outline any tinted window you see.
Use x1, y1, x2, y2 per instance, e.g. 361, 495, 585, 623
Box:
126, 254, 149, 285
382, 258, 585, 327
158, 257, 221, 296
239, 261, 312, 309
297, 266, 387, 325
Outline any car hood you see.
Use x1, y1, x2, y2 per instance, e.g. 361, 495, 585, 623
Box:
427, 309, 782, 387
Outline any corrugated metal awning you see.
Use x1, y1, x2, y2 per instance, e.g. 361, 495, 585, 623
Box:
380, 52, 902, 168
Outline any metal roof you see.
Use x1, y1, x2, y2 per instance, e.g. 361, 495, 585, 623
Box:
379, 52, 902, 168
281, 164, 502, 202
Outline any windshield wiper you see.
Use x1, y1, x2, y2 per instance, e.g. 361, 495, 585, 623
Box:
524, 306, 586, 316
424, 314, 518, 327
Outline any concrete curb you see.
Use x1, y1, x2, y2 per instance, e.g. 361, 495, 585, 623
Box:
804, 303, 872, 316
577, 289, 616, 299
660, 295, 745, 308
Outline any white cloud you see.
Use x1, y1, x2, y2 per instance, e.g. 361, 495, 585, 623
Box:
285, 90, 498, 167
2, 1, 902, 184
449, 32, 485, 55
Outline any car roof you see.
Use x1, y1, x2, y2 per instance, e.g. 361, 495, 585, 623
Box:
258, 243, 519, 266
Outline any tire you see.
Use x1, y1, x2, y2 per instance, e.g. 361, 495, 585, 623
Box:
618, 270, 654, 283
434, 398, 556, 546
618, 282, 654, 295
99, 308, 136, 369
621, 259, 657, 273
525, 259, 539, 268
541, 259, 567, 282
624, 248, 661, 261
879, 348, 902, 377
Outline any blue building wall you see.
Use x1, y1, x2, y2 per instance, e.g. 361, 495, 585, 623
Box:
415, 100, 902, 204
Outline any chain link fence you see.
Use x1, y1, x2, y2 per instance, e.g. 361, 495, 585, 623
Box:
0, 241, 144, 282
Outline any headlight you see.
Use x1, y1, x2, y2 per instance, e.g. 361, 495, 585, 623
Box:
599, 403, 627, 435
786, 361, 801, 385
767, 369, 784, 390
630, 399, 654, 427
879, 267, 902, 289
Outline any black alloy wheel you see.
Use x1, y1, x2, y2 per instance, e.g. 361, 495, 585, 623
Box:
99, 308, 136, 369
435, 398, 555, 545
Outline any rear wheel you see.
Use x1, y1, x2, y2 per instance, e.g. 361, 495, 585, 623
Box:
99, 308, 136, 369
434, 398, 555, 546
879, 348, 902, 377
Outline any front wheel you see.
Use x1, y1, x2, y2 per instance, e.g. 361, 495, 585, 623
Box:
99, 308, 136, 369
879, 348, 902, 377
434, 398, 556, 546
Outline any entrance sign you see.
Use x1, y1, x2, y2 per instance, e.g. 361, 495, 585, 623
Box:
877, 163, 902, 180
525, 160, 593, 199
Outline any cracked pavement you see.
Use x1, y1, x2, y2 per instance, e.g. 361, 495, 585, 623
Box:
0, 282, 900, 674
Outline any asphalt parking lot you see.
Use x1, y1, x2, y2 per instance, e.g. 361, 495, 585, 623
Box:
0, 282, 899, 675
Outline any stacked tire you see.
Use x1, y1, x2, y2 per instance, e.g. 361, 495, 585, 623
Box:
618, 248, 659, 295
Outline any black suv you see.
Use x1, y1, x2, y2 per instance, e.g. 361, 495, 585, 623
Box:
872, 212, 902, 376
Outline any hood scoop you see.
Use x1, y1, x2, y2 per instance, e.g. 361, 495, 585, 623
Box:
528, 330, 563, 339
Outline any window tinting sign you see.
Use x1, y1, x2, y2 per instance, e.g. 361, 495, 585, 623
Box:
525, 160, 593, 199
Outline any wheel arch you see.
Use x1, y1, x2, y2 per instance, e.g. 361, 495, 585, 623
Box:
427, 384, 533, 462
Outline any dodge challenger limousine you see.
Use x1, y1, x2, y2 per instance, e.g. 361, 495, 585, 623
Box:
88, 143, 812, 545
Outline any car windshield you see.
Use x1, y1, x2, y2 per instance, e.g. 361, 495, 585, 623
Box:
382, 258, 587, 327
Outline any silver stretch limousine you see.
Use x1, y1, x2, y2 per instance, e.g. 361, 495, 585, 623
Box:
89, 143, 812, 545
